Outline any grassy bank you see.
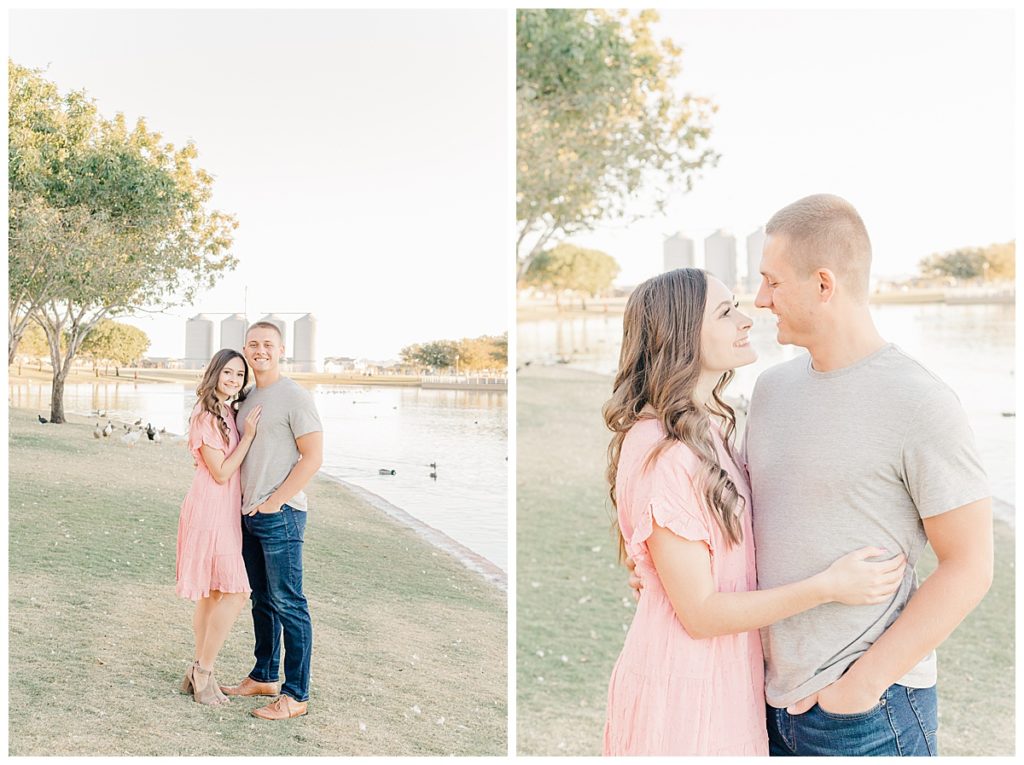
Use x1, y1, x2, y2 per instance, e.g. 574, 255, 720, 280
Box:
516, 365, 1014, 756
8, 408, 506, 756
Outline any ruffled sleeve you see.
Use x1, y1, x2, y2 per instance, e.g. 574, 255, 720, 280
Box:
628, 441, 713, 554
188, 408, 228, 461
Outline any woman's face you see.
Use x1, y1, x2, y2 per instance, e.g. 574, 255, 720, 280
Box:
699, 276, 757, 374
215, 356, 247, 401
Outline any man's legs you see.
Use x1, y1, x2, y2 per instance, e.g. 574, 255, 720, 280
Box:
767, 684, 938, 756
242, 514, 283, 684
255, 505, 313, 703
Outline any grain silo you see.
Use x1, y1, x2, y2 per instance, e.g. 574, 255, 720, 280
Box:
704, 230, 738, 292
663, 233, 695, 272
293, 314, 318, 372
746, 228, 766, 293
220, 313, 247, 352
184, 314, 215, 370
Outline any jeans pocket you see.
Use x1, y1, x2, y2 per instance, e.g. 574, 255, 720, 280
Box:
813, 699, 883, 721
282, 505, 306, 542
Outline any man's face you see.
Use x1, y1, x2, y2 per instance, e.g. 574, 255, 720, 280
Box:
754, 234, 821, 348
244, 327, 284, 374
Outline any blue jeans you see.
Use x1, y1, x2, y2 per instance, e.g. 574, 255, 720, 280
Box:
241, 504, 313, 703
767, 684, 938, 756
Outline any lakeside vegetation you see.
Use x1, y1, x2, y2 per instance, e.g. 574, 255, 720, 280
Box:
516, 364, 1014, 756
9, 407, 506, 756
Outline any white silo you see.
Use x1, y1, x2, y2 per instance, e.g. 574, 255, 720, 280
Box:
184, 314, 215, 370
746, 228, 766, 293
256, 314, 288, 349
220, 313, 247, 352
663, 233, 695, 272
293, 314, 318, 373
704, 230, 738, 292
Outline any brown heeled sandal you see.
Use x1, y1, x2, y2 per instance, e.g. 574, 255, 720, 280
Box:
189, 662, 227, 706
181, 661, 197, 694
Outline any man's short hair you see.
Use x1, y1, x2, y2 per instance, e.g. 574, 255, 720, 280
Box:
766, 194, 872, 301
245, 321, 284, 343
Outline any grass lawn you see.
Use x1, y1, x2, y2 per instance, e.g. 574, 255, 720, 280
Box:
516, 364, 1014, 756
8, 408, 506, 756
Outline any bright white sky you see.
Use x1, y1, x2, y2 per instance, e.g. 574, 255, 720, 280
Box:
565, 8, 1016, 287
8, 9, 509, 359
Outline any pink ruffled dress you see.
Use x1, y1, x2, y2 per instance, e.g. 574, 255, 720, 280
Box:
175, 404, 251, 601
603, 417, 768, 756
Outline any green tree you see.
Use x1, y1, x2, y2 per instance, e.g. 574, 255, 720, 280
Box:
415, 340, 460, 370
919, 248, 988, 281
489, 332, 508, 368
517, 9, 718, 278
9, 61, 238, 422
521, 243, 620, 309
79, 319, 151, 375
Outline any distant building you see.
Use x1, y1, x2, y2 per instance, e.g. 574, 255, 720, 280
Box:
220, 314, 247, 352
663, 233, 696, 272
184, 314, 215, 369
704, 230, 738, 291
292, 313, 319, 372
745, 228, 766, 293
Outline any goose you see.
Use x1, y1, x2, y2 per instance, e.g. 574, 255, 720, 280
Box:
93, 423, 102, 439
153, 430, 163, 443
121, 428, 142, 448
146, 423, 156, 441
37, 414, 48, 424
102, 421, 113, 439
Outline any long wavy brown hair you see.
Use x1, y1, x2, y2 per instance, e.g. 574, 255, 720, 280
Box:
602, 268, 744, 561
194, 349, 250, 445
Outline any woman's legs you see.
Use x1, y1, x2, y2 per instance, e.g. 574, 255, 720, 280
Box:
193, 593, 217, 661
198, 591, 249, 670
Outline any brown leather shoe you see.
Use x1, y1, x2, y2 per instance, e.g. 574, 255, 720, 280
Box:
252, 694, 308, 720
219, 676, 281, 697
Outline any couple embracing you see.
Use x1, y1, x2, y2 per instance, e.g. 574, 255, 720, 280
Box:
603, 194, 993, 756
174, 322, 323, 720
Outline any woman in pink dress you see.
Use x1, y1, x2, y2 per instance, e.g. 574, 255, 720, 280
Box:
177, 349, 262, 705
602, 269, 906, 755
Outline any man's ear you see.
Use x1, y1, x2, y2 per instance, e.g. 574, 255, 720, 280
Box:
817, 268, 837, 303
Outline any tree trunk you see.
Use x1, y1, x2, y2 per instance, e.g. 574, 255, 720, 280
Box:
49, 370, 67, 424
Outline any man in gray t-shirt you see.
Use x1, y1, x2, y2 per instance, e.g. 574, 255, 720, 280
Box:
745, 195, 993, 756
219, 322, 324, 721
746, 345, 988, 708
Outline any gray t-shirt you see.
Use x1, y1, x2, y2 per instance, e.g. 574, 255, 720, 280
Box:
745, 344, 989, 708
236, 376, 322, 514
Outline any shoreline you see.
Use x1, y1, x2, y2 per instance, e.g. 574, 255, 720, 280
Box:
318, 472, 507, 592
8, 404, 507, 590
